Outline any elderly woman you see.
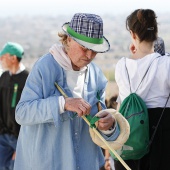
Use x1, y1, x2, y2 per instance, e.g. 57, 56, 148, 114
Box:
13, 13, 122, 170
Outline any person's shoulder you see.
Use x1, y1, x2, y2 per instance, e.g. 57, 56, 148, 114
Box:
158, 54, 170, 67
117, 57, 126, 63
32, 53, 57, 70
36, 53, 54, 64
115, 57, 125, 69
30, 53, 63, 79
0, 71, 9, 84
0, 71, 9, 77
159, 54, 170, 61
22, 69, 29, 76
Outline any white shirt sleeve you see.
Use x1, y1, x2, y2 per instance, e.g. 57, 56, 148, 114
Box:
58, 96, 65, 114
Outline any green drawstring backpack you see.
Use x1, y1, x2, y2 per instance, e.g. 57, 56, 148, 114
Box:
112, 93, 149, 160
112, 57, 160, 160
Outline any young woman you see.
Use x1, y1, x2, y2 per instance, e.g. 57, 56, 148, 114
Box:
114, 9, 170, 170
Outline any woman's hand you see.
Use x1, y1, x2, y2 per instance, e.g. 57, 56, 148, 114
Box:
96, 111, 115, 131
104, 159, 111, 170
64, 97, 91, 117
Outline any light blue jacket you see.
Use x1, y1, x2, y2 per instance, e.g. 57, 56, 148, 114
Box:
14, 53, 119, 170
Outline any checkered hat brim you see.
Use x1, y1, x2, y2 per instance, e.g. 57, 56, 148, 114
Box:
62, 13, 110, 53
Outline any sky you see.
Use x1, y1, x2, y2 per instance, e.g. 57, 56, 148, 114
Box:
0, 0, 170, 17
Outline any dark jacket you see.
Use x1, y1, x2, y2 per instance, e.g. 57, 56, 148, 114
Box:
0, 70, 28, 137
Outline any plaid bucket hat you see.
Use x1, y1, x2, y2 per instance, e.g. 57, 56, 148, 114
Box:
62, 13, 110, 53
154, 37, 165, 56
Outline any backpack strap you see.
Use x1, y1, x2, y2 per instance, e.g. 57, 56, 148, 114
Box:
125, 59, 132, 93
148, 92, 170, 148
125, 56, 160, 93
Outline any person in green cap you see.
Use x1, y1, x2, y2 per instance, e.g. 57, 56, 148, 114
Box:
0, 42, 29, 170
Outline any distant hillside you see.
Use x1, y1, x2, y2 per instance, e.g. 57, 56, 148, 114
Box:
0, 13, 170, 71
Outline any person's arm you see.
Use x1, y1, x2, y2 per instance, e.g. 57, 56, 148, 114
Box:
104, 149, 111, 170
15, 58, 92, 126
95, 74, 119, 140
15, 58, 65, 126
15, 72, 60, 125
12, 151, 16, 160
116, 102, 120, 111
96, 110, 120, 141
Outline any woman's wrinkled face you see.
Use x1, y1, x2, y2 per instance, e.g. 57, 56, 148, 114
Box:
67, 37, 97, 71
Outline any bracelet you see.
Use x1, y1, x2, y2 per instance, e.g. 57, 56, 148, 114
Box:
105, 158, 109, 162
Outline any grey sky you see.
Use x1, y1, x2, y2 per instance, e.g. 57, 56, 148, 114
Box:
0, 0, 169, 17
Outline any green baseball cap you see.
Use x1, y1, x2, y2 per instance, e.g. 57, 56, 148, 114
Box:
0, 42, 24, 58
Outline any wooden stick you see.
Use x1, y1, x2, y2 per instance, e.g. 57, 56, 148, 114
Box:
55, 82, 131, 170
82, 115, 131, 170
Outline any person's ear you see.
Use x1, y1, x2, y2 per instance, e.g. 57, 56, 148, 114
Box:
67, 37, 72, 48
67, 36, 72, 42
